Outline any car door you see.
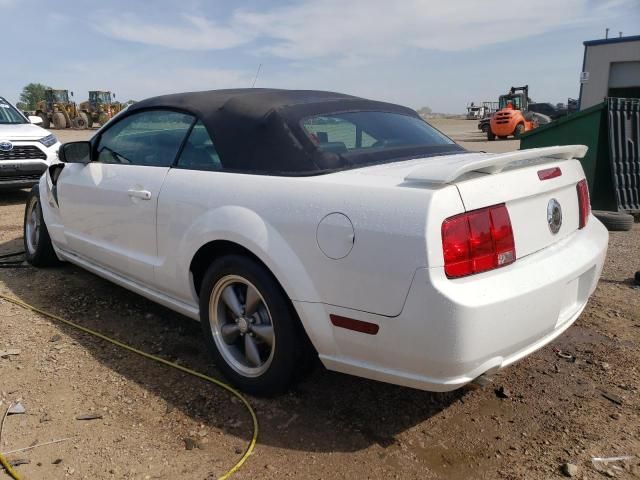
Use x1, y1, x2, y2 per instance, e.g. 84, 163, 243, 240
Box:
154, 120, 225, 303
57, 109, 195, 285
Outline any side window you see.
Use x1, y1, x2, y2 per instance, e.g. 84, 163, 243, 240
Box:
96, 110, 194, 167
176, 121, 222, 171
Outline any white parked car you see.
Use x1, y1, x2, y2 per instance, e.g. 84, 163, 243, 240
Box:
24, 89, 608, 395
0, 96, 60, 191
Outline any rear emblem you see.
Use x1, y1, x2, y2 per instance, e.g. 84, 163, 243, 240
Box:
0, 140, 13, 152
547, 198, 562, 234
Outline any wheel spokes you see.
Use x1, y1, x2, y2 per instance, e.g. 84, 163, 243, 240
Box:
251, 325, 274, 347
212, 276, 276, 375
244, 285, 261, 316
30, 211, 37, 233
244, 334, 261, 367
28, 205, 39, 250
221, 285, 244, 317
220, 323, 241, 344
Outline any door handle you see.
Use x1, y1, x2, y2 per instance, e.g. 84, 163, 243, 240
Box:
127, 189, 151, 200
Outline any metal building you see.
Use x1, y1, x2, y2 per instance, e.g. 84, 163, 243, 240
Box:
579, 34, 640, 110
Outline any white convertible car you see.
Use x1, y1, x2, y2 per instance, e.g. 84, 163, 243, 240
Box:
25, 89, 608, 395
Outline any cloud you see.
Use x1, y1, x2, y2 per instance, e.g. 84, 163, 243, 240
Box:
95, 0, 633, 61
99, 13, 252, 50
235, 0, 608, 59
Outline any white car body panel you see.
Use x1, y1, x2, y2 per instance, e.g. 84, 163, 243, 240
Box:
154, 168, 465, 317
56, 162, 169, 284
40, 141, 608, 392
319, 216, 607, 390
2, 122, 52, 139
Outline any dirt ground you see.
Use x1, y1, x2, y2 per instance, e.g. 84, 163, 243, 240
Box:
1, 120, 639, 480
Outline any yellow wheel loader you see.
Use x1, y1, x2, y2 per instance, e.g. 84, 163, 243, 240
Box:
35, 89, 87, 129
79, 90, 122, 128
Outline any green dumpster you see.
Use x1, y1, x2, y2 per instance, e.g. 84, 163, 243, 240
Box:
520, 102, 618, 211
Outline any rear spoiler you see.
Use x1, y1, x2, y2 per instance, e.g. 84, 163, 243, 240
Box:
405, 145, 588, 184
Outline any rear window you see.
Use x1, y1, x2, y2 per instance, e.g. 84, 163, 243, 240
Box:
302, 111, 455, 157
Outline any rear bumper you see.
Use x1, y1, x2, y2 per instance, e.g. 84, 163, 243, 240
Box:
319, 216, 608, 391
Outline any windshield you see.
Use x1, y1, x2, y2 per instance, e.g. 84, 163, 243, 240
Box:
499, 95, 523, 110
50, 91, 69, 103
91, 91, 112, 103
0, 97, 27, 124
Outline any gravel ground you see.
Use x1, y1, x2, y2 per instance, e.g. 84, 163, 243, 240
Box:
1, 120, 639, 479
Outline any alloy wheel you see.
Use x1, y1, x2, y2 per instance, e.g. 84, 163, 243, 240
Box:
209, 275, 275, 377
25, 197, 41, 255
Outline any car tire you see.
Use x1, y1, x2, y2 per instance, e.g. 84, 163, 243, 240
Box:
481, 124, 489, 134
487, 129, 495, 141
38, 113, 50, 129
514, 123, 524, 138
52, 112, 66, 129
593, 210, 634, 232
199, 254, 311, 396
24, 185, 60, 267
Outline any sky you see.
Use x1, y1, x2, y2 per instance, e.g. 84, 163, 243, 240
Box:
1, 0, 639, 113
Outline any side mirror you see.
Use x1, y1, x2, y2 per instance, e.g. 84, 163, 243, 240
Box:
28, 115, 43, 125
59, 141, 92, 164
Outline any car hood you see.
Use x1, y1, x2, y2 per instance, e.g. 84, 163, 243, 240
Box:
0, 123, 50, 140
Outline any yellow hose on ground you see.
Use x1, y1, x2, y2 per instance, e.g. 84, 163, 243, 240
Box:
0, 294, 258, 480
0, 452, 21, 480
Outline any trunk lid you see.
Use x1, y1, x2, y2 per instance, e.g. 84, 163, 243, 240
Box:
405, 145, 588, 259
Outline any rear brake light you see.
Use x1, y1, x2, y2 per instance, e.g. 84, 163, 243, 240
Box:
577, 179, 590, 229
537, 167, 562, 180
442, 204, 516, 278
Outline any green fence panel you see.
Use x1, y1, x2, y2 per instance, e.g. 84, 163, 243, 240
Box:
520, 102, 618, 211
607, 98, 640, 211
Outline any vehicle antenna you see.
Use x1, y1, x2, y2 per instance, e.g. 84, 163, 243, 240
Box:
251, 64, 262, 88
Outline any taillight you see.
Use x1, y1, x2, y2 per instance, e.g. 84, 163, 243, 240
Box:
441, 204, 516, 278
577, 179, 590, 229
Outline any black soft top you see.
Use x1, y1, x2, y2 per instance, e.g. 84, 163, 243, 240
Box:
126, 89, 461, 175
